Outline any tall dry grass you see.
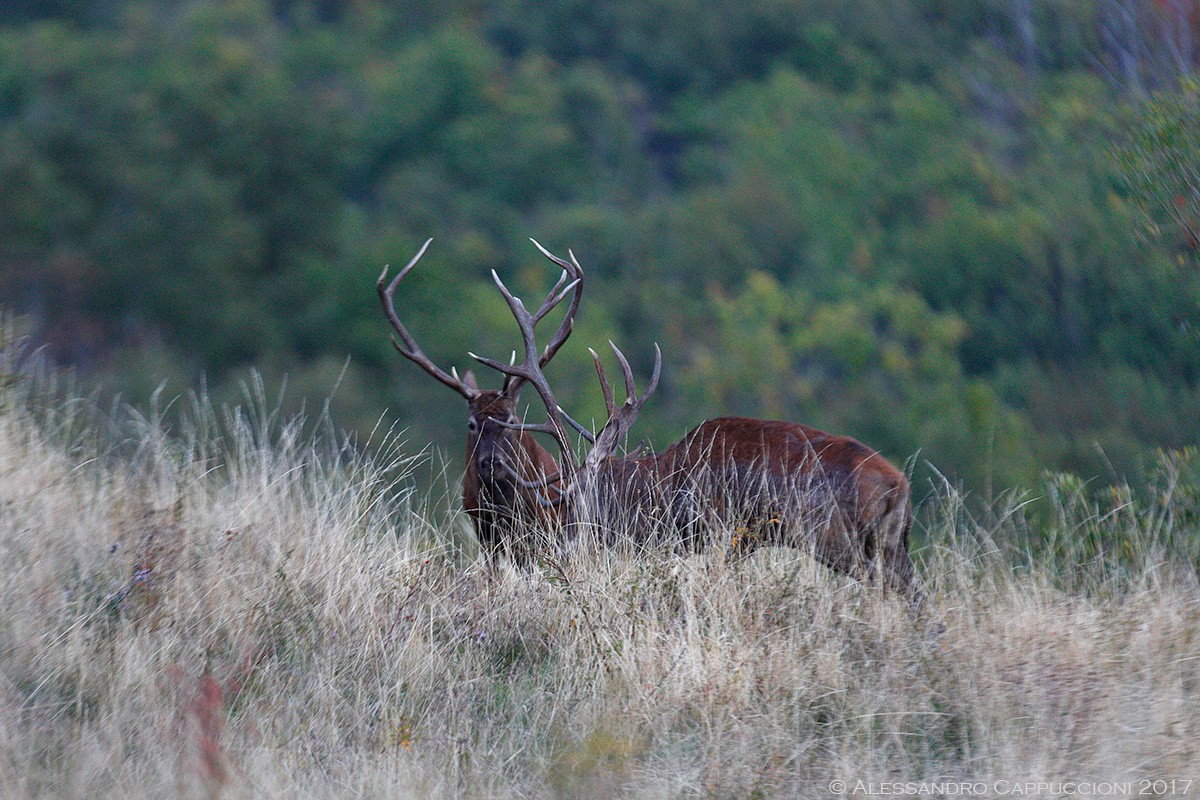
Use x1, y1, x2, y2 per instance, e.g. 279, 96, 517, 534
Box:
1, 338, 1198, 798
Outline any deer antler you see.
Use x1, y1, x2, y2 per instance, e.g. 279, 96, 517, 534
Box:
378, 239, 479, 399
469, 243, 663, 504
583, 342, 662, 471
379, 238, 585, 404
469, 265, 580, 470
519, 239, 584, 386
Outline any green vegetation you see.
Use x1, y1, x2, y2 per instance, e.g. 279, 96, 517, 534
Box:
1, 329, 1198, 797
2, 1, 1199, 494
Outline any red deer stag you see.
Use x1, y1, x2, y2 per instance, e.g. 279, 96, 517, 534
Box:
377, 239, 581, 563
472, 293, 924, 609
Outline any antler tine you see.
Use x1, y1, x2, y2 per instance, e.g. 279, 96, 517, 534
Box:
609, 341, 638, 407
607, 341, 662, 412
532, 277, 582, 327
499, 459, 568, 507
487, 269, 543, 367
588, 347, 617, 415
526, 241, 574, 322
640, 343, 663, 409
529, 237, 574, 274
377, 239, 479, 399
496, 240, 585, 399
498, 449, 564, 492
528, 239, 585, 367
558, 405, 597, 444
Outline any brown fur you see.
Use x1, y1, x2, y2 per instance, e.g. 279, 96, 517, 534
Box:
580, 417, 922, 607
462, 389, 564, 563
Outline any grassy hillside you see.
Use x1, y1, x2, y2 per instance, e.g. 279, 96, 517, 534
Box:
1, 350, 1198, 798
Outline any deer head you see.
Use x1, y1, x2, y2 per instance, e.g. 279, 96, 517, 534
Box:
377, 239, 582, 559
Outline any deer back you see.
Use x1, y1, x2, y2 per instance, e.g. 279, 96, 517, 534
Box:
662, 417, 908, 514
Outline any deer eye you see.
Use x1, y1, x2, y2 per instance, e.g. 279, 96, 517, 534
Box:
467, 419, 478, 432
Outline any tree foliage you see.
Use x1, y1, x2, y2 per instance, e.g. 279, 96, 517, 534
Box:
2, 0, 1199, 493
1118, 78, 1200, 265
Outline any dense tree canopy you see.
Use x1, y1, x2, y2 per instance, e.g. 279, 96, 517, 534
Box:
2, 0, 1199, 496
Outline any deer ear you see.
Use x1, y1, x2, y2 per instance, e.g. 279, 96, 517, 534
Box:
462, 369, 479, 393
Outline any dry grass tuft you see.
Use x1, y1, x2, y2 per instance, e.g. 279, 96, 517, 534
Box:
1, 345, 1198, 798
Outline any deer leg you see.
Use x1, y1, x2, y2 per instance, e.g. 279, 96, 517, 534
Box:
860, 497, 927, 612
472, 515, 506, 572
810, 502, 870, 583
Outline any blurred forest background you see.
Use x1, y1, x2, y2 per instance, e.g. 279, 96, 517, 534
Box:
3, 0, 1200, 496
